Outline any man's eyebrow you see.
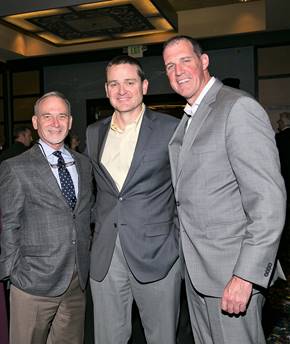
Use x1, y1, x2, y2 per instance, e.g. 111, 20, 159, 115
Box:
107, 78, 137, 83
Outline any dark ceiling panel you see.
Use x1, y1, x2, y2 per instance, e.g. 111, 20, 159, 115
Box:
28, 5, 154, 40
0, 0, 106, 16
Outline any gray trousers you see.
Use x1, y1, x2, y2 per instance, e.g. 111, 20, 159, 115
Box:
185, 269, 266, 344
90, 236, 181, 344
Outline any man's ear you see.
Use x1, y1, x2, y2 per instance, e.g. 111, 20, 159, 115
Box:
142, 79, 149, 95
105, 83, 109, 98
69, 116, 73, 130
201, 54, 209, 71
32, 115, 38, 130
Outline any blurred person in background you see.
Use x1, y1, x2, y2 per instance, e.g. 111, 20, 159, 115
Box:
0, 126, 32, 163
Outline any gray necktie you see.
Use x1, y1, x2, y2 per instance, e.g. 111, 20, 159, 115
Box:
53, 151, 77, 210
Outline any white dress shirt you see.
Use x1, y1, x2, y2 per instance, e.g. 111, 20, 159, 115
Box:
184, 77, 216, 131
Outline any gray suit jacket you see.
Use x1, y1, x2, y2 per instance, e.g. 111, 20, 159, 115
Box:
86, 109, 179, 283
0, 144, 94, 296
169, 79, 286, 297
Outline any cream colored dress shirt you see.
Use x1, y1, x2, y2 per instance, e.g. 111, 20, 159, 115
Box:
101, 104, 145, 191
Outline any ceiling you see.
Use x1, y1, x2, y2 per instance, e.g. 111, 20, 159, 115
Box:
169, 0, 254, 11
1, 1, 251, 48
0, 0, 288, 61
0, 1, 177, 47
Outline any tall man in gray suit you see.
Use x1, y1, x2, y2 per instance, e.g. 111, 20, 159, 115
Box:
0, 91, 94, 344
86, 55, 181, 344
163, 36, 286, 344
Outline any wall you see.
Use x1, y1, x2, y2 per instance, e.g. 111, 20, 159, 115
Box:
44, 46, 255, 144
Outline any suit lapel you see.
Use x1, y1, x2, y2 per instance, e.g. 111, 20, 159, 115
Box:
176, 79, 223, 181
121, 110, 154, 192
93, 119, 119, 193
69, 150, 82, 212
92, 119, 110, 166
169, 114, 188, 186
31, 145, 67, 204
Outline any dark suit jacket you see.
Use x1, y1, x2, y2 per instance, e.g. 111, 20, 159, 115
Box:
86, 109, 179, 283
276, 128, 290, 199
0, 142, 28, 163
0, 144, 94, 296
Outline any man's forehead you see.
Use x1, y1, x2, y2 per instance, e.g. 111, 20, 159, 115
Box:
107, 63, 138, 74
39, 96, 67, 109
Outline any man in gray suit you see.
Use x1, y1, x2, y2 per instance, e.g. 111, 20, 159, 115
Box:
86, 55, 181, 344
163, 36, 286, 344
0, 91, 94, 344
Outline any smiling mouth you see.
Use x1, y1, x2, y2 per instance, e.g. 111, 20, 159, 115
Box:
177, 79, 190, 85
48, 129, 63, 134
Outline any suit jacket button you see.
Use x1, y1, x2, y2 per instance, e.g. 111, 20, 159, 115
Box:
119, 197, 123, 201
176, 201, 180, 206
72, 240, 76, 245
114, 223, 117, 228
73, 214, 76, 219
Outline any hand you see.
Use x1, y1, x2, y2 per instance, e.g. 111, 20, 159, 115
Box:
221, 276, 252, 314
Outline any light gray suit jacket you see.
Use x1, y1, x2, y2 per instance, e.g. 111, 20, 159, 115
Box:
169, 79, 286, 297
0, 144, 94, 296
86, 109, 179, 283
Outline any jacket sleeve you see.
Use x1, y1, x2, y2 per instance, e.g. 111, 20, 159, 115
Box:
226, 96, 286, 288
0, 161, 24, 280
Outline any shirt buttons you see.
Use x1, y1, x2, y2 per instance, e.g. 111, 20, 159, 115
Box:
72, 240, 76, 245
119, 197, 123, 201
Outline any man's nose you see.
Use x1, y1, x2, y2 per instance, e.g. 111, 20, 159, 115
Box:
118, 84, 127, 94
51, 116, 60, 126
175, 63, 184, 76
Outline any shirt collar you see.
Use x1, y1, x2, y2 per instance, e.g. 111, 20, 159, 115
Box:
184, 77, 216, 116
38, 139, 67, 158
111, 103, 145, 133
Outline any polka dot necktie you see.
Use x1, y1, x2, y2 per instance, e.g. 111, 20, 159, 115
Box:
53, 151, 77, 210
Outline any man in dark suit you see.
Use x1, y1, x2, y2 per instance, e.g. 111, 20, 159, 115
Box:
0, 126, 32, 163
275, 112, 290, 270
276, 112, 290, 202
163, 35, 286, 344
0, 91, 94, 344
86, 55, 181, 344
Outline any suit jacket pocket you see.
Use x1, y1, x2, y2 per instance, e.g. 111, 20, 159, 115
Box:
145, 221, 172, 237
20, 245, 52, 257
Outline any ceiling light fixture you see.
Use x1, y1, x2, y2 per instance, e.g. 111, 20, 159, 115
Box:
0, 0, 177, 47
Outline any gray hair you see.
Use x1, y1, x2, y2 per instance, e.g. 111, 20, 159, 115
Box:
34, 91, 71, 116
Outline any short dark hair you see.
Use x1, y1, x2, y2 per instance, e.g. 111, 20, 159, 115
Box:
13, 126, 31, 139
106, 55, 146, 81
163, 35, 203, 57
34, 91, 71, 116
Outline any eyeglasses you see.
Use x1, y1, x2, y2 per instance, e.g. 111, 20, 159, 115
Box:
49, 161, 75, 169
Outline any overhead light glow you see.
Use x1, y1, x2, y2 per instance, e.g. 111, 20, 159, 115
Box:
1, 1, 177, 46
